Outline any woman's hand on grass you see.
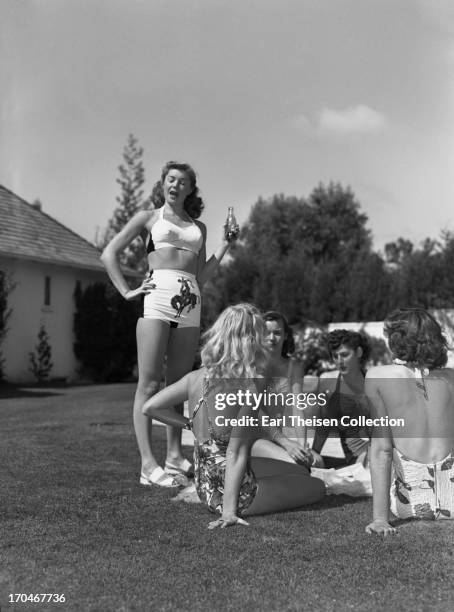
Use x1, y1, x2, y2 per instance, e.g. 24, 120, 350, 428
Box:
365, 519, 397, 536
208, 514, 249, 530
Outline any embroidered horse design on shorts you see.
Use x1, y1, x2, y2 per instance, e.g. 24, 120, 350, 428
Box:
171, 278, 199, 317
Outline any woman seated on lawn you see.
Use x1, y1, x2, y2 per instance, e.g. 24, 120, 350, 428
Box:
365, 308, 454, 536
251, 311, 313, 468
311, 330, 371, 468
142, 303, 325, 528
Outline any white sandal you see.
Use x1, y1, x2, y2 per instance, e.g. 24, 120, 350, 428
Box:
140, 466, 180, 488
164, 458, 194, 477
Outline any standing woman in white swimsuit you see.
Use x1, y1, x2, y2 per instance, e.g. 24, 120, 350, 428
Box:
101, 161, 237, 487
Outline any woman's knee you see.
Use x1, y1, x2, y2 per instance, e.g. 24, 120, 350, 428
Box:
136, 378, 161, 399
305, 476, 326, 501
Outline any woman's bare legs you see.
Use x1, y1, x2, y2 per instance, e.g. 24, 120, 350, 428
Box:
165, 325, 200, 466
244, 457, 326, 516
134, 318, 170, 476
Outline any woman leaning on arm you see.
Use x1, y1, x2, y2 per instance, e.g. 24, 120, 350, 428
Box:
101, 161, 238, 488
365, 308, 454, 536
311, 330, 371, 469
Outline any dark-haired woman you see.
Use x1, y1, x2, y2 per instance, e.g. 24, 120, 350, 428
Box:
312, 330, 371, 468
251, 311, 313, 468
365, 308, 454, 536
101, 161, 237, 487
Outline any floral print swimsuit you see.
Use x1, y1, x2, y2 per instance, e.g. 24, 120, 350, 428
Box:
189, 380, 258, 515
390, 448, 454, 520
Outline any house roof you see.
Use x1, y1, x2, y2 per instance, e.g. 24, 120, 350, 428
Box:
0, 184, 139, 277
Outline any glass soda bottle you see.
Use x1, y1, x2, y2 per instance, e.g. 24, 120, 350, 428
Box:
224, 206, 238, 241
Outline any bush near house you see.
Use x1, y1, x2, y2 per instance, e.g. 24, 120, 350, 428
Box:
0, 269, 14, 381
28, 323, 53, 382
73, 282, 141, 382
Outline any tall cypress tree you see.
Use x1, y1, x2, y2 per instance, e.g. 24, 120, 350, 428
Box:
98, 134, 149, 272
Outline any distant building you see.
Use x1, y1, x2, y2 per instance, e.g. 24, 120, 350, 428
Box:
0, 185, 127, 383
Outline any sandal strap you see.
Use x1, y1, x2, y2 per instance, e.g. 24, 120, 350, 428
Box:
165, 459, 193, 475
141, 466, 179, 487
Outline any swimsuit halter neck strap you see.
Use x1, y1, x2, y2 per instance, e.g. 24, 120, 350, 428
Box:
393, 359, 429, 400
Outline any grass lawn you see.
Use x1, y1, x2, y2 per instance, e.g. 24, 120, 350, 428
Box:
0, 384, 453, 612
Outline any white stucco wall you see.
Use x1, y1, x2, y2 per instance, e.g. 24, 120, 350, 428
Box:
1, 256, 106, 383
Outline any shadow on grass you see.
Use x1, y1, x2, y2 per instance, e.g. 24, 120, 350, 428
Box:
300, 492, 368, 514
0, 385, 64, 399
319, 493, 370, 508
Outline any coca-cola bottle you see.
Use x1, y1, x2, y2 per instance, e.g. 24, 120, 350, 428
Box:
224, 206, 239, 241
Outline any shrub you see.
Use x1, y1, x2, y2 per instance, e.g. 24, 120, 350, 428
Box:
29, 323, 53, 382
73, 282, 140, 382
366, 335, 392, 366
0, 270, 15, 381
293, 324, 334, 376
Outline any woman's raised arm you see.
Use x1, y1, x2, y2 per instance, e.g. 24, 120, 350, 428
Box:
196, 222, 238, 288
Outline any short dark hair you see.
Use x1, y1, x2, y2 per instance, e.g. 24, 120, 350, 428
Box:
263, 311, 295, 358
327, 329, 370, 366
384, 308, 447, 370
149, 161, 204, 219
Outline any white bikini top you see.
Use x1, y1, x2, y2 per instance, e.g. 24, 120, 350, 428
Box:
147, 207, 203, 255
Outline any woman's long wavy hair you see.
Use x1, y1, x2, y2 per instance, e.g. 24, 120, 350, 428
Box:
149, 161, 204, 219
201, 303, 269, 379
384, 308, 448, 370
263, 311, 295, 358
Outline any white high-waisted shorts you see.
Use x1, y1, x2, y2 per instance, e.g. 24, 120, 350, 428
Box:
143, 269, 201, 328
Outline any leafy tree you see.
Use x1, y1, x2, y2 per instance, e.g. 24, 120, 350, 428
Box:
204, 183, 454, 330
0, 270, 15, 381
436, 231, 454, 305
302, 183, 371, 263
384, 237, 413, 265
97, 134, 149, 272
217, 184, 376, 324
385, 237, 445, 310
29, 324, 53, 382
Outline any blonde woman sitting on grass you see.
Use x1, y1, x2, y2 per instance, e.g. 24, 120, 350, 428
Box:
143, 303, 325, 529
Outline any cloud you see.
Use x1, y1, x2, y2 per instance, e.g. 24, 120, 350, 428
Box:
317, 105, 386, 135
293, 113, 312, 132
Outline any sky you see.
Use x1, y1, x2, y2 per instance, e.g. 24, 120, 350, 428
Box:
1, 0, 454, 257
